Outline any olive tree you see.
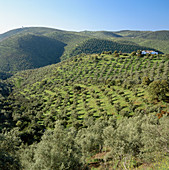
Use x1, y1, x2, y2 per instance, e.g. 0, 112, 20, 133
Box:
148, 80, 169, 100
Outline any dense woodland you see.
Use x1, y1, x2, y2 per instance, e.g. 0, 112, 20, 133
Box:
0, 50, 169, 169
68, 38, 158, 57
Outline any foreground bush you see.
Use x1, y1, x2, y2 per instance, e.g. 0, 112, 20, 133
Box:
20, 121, 85, 170
18, 114, 169, 169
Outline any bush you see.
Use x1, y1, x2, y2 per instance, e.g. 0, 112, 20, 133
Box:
148, 80, 169, 100
0, 131, 21, 170
123, 53, 128, 56
142, 76, 151, 86
20, 121, 84, 170
103, 114, 169, 167
140, 115, 169, 161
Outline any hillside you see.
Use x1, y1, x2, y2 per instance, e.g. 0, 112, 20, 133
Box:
45, 30, 90, 60
139, 30, 169, 40
0, 52, 169, 169
69, 38, 158, 57
0, 33, 66, 71
0, 27, 58, 42
115, 30, 169, 40
115, 30, 151, 38
0, 27, 91, 71
0, 28, 24, 42
114, 30, 169, 54
0, 27, 169, 72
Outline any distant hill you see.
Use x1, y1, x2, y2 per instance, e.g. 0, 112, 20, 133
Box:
46, 30, 90, 60
138, 31, 169, 40
0, 27, 58, 42
0, 33, 66, 71
115, 30, 151, 38
0, 27, 168, 72
81, 31, 122, 38
0, 28, 24, 41
0, 27, 92, 71
115, 30, 169, 40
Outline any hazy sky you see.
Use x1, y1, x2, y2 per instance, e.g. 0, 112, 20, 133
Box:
0, 0, 169, 34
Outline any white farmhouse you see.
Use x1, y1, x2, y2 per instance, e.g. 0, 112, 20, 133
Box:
141, 50, 158, 55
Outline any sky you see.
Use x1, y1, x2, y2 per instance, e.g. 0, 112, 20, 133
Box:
0, 0, 169, 34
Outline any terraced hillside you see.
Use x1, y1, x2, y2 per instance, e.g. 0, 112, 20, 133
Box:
7, 53, 169, 128
0, 52, 169, 169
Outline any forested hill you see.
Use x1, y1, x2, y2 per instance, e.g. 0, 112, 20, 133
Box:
68, 38, 158, 57
0, 27, 168, 72
0, 33, 66, 72
0, 27, 90, 72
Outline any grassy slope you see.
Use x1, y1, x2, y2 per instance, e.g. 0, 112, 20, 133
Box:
139, 30, 169, 40
0, 27, 58, 41
114, 30, 152, 37
45, 30, 90, 60
80, 30, 122, 39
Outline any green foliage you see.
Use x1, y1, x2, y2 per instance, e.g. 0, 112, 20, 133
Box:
15, 78, 22, 88
19, 114, 169, 169
142, 76, 151, 86
148, 80, 169, 100
0, 130, 21, 170
20, 121, 84, 170
140, 115, 169, 161
130, 51, 136, 56
166, 54, 169, 59
102, 114, 169, 168
137, 50, 143, 57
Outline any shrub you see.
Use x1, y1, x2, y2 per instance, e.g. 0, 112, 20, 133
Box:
148, 80, 169, 100
142, 77, 151, 86
20, 121, 84, 170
